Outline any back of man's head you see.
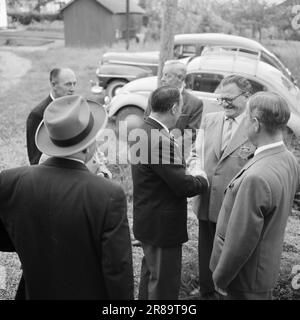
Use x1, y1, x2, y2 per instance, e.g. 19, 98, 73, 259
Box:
219, 75, 253, 97
248, 92, 290, 134
151, 85, 180, 114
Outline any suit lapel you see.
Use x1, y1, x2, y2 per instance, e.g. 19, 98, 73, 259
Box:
219, 116, 248, 163
145, 117, 170, 140
182, 89, 189, 113
226, 145, 287, 190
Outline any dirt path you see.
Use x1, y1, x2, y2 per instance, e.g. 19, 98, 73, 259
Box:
0, 51, 32, 97
0, 50, 32, 169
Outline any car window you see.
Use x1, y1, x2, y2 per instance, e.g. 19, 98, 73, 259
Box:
247, 79, 267, 93
186, 73, 224, 93
174, 44, 197, 59
182, 45, 196, 57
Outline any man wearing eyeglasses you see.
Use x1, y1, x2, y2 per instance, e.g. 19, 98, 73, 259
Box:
210, 92, 300, 299
188, 75, 256, 299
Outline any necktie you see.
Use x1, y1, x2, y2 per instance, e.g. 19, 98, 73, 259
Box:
221, 117, 234, 152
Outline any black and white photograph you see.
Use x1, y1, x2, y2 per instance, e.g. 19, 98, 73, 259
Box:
0, 0, 299, 306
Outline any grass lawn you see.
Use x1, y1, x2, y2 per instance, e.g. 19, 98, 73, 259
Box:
0, 38, 299, 300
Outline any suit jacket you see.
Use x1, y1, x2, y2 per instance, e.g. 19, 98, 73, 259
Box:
145, 89, 203, 156
26, 95, 53, 165
0, 157, 134, 300
131, 117, 208, 248
188, 111, 256, 222
210, 145, 300, 293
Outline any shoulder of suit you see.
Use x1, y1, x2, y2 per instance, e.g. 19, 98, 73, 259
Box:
30, 96, 52, 115
184, 90, 203, 104
203, 111, 224, 122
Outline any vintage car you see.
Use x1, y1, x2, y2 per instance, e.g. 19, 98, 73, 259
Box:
92, 33, 296, 98
106, 50, 300, 137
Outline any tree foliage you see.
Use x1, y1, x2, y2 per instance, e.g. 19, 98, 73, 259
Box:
139, 0, 299, 41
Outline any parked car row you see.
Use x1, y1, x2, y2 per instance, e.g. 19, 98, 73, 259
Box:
105, 51, 300, 137
91, 33, 297, 98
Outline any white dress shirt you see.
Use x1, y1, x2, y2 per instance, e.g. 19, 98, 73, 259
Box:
148, 115, 169, 133
254, 141, 284, 156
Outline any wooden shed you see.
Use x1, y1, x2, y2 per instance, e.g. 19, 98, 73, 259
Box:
61, 0, 145, 47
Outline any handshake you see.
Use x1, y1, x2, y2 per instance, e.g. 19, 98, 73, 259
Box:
187, 158, 209, 186
87, 151, 112, 179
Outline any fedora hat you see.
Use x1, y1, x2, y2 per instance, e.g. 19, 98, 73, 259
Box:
35, 95, 107, 157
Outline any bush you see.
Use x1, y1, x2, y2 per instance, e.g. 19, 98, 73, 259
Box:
7, 11, 62, 26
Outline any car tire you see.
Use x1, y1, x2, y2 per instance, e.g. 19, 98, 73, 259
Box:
106, 80, 128, 98
115, 106, 144, 140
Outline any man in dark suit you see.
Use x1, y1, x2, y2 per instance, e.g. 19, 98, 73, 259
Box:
131, 86, 208, 300
26, 68, 77, 165
0, 95, 133, 299
210, 92, 300, 300
144, 60, 203, 159
188, 75, 256, 299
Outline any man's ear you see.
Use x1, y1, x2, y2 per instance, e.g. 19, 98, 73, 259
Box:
50, 81, 56, 89
253, 118, 260, 133
171, 102, 178, 115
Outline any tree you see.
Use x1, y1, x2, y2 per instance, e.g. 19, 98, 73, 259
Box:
157, 0, 178, 85
34, 0, 50, 12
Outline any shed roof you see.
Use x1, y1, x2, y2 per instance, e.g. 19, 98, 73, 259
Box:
61, 0, 145, 14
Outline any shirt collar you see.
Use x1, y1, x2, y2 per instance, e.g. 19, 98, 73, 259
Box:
225, 111, 245, 125
62, 157, 85, 165
148, 115, 169, 133
254, 141, 284, 156
49, 92, 55, 101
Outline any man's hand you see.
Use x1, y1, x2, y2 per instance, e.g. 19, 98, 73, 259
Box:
192, 168, 209, 187
215, 286, 228, 297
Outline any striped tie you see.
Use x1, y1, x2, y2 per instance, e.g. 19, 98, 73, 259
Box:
221, 117, 234, 152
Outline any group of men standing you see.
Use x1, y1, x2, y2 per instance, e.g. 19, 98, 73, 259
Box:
0, 60, 299, 300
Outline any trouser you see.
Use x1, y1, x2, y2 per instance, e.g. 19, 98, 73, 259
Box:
223, 290, 273, 300
198, 219, 216, 295
15, 274, 26, 300
138, 243, 182, 300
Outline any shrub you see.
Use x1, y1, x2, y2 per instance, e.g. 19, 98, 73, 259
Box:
7, 11, 62, 25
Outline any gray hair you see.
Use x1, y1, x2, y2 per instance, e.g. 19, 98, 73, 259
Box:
248, 92, 290, 134
164, 60, 187, 80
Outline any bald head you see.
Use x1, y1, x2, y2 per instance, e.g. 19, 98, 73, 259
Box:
161, 60, 187, 89
50, 68, 77, 98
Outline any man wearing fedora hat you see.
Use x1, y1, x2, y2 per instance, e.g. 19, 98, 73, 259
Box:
0, 95, 134, 299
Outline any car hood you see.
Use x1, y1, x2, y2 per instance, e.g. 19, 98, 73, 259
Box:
119, 76, 158, 93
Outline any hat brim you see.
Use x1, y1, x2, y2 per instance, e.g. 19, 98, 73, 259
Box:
35, 100, 108, 157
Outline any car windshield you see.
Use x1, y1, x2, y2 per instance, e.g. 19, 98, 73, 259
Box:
186, 73, 224, 93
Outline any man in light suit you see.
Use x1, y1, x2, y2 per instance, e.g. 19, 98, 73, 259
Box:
26, 68, 77, 165
188, 75, 256, 299
131, 86, 208, 300
210, 92, 300, 299
0, 95, 133, 299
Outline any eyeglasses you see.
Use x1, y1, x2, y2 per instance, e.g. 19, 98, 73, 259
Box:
217, 92, 246, 105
